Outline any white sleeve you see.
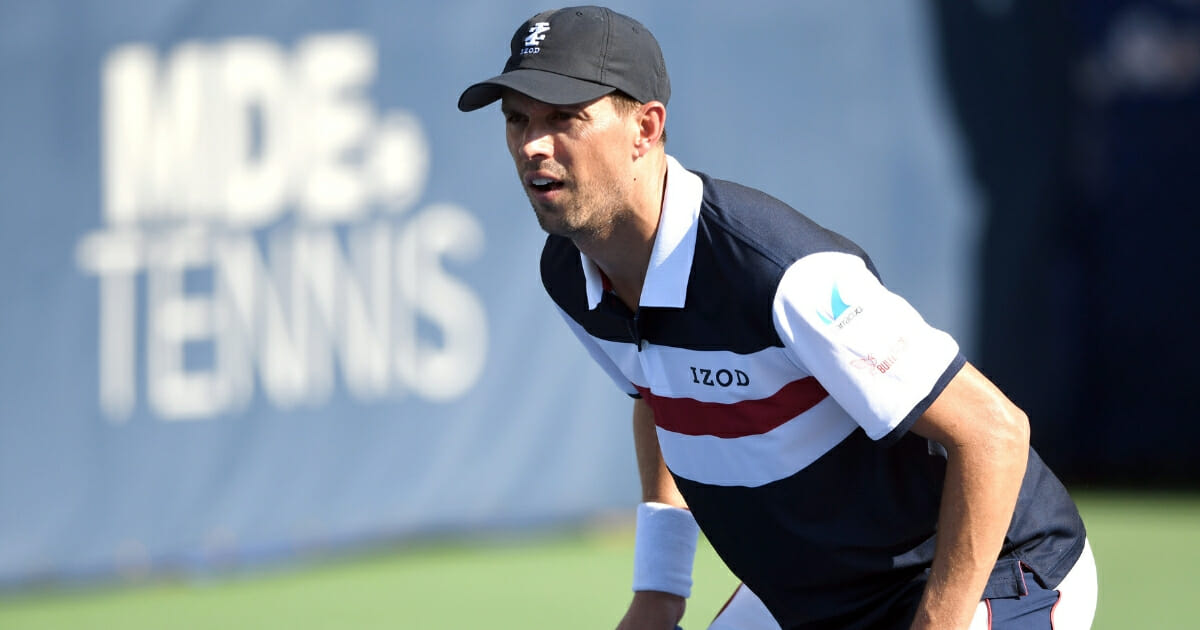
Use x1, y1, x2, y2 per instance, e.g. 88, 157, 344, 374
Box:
771, 252, 962, 441
553, 304, 641, 397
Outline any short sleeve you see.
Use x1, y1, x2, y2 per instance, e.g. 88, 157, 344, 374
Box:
771, 252, 963, 441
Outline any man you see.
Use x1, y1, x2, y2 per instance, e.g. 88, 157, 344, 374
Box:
458, 6, 1097, 629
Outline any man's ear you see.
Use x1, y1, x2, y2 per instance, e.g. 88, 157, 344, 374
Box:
634, 101, 667, 157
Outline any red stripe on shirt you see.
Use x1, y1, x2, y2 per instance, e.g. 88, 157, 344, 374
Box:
636, 377, 829, 438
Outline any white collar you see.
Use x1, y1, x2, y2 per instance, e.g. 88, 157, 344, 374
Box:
581, 154, 703, 309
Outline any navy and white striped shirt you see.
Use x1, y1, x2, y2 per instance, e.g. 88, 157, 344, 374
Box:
541, 156, 1085, 628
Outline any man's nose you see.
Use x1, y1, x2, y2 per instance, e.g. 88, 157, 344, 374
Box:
520, 128, 553, 161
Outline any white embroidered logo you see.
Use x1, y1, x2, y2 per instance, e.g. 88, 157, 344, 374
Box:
522, 22, 550, 54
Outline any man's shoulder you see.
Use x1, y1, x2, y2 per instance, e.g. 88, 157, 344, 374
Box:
692, 171, 871, 272
539, 234, 578, 268
539, 235, 584, 300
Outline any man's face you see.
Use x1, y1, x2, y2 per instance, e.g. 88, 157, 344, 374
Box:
501, 91, 637, 240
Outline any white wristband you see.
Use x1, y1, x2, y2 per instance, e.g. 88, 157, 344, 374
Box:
632, 502, 700, 598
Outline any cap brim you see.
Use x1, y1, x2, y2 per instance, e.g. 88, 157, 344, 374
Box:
458, 69, 617, 112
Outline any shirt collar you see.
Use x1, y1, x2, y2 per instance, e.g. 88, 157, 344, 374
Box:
582, 154, 703, 309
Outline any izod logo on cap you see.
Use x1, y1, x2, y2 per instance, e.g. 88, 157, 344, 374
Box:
522, 21, 551, 54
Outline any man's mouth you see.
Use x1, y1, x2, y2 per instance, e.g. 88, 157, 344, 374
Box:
527, 174, 565, 193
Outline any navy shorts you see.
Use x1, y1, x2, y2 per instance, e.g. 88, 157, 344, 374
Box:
884, 564, 1062, 630
709, 565, 1066, 630
709, 543, 1097, 630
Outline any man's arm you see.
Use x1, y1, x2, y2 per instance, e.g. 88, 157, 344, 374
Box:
632, 397, 687, 508
907, 361, 1030, 630
616, 398, 692, 630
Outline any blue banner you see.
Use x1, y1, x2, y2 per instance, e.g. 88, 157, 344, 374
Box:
0, 0, 976, 585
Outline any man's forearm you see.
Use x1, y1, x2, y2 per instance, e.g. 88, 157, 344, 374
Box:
633, 398, 687, 507
910, 441, 1027, 629
907, 363, 1031, 629
618, 398, 693, 630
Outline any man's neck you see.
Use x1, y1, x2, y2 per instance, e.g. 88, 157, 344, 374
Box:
576, 153, 669, 312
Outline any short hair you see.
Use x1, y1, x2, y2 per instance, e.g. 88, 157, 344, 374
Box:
609, 92, 667, 146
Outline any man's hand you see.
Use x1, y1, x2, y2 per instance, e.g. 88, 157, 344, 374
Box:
616, 590, 686, 630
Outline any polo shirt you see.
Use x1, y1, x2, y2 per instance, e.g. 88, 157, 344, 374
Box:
541, 155, 1086, 628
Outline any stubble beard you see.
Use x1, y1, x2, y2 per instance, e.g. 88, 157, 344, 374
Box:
531, 179, 630, 245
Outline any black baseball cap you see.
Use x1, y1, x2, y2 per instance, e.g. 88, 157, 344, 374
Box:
457, 5, 670, 112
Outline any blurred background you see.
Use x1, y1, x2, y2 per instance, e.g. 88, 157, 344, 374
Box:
1, 0, 1196, 628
